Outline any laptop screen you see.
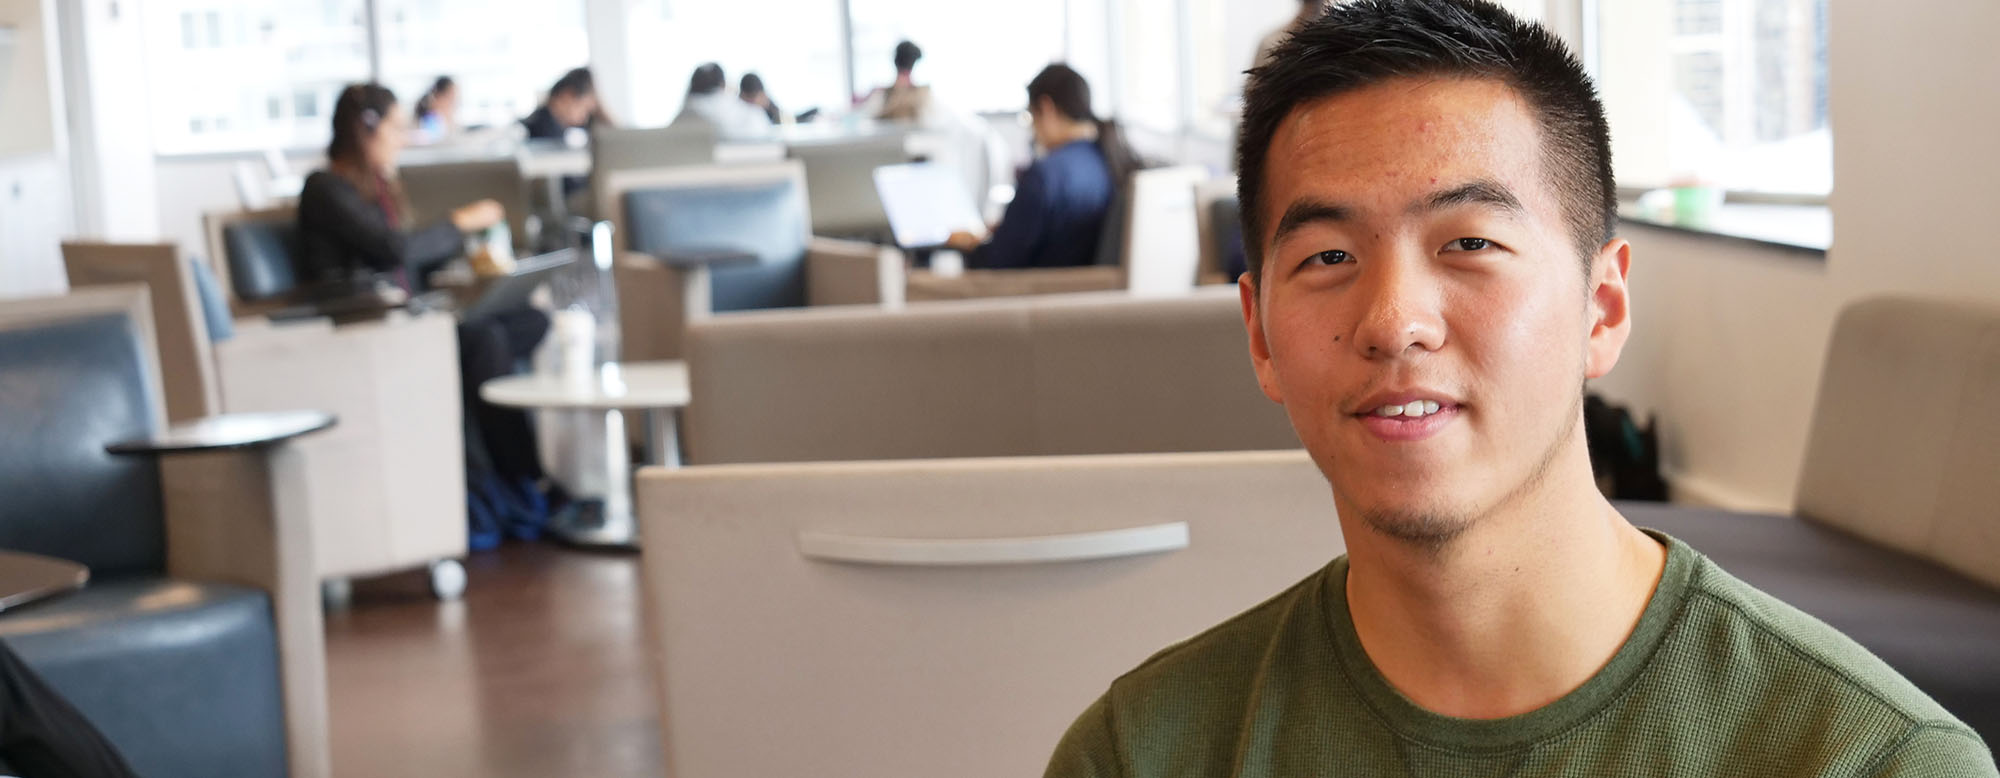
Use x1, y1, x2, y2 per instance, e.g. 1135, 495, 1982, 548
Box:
872, 162, 984, 250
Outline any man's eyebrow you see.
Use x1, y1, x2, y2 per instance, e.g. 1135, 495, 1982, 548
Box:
1417, 179, 1526, 216
1271, 199, 1354, 244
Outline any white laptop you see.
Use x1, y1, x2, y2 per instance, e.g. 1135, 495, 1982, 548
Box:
872, 162, 984, 250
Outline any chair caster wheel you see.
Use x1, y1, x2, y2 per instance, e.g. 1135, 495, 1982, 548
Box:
429, 559, 467, 601
321, 578, 352, 610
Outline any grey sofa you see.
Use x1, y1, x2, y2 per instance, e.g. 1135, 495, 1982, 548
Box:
0, 287, 329, 777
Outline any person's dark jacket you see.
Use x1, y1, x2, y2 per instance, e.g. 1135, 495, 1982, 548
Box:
520, 106, 588, 196
971, 140, 1114, 270
297, 170, 462, 289
519, 106, 566, 141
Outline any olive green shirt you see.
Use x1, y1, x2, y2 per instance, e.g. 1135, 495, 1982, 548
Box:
1046, 532, 1997, 777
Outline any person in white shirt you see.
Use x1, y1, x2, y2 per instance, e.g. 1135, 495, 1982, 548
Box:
672, 63, 775, 140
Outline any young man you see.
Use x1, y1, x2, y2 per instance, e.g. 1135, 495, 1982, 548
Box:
1044, 1, 1997, 775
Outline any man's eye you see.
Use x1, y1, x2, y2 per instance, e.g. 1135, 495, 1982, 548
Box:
1305, 250, 1351, 267
1442, 238, 1492, 252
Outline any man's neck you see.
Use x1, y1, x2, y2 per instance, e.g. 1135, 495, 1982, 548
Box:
1339, 436, 1667, 719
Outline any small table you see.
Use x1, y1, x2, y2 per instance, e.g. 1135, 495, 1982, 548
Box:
105, 410, 337, 455
480, 361, 690, 548
0, 551, 89, 613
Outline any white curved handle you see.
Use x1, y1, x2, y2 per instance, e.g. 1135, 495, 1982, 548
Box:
798, 522, 1189, 567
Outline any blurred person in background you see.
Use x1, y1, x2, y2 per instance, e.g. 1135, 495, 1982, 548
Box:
298, 83, 503, 292
945, 64, 1138, 269
673, 63, 774, 139
860, 40, 932, 122
300, 83, 551, 546
739, 72, 782, 125
414, 75, 458, 141
520, 67, 608, 142
521, 67, 606, 196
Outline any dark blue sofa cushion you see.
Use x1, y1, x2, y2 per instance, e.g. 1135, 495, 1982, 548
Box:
0, 579, 288, 778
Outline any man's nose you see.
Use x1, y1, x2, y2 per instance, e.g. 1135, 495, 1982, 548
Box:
1350, 259, 1445, 360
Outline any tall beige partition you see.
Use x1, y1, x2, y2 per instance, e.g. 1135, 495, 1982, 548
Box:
636, 450, 1341, 778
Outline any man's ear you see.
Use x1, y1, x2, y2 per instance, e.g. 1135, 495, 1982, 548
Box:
1585, 238, 1633, 380
1240, 274, 1285, 404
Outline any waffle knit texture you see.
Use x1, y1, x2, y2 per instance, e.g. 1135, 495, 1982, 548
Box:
1045, 532, 1998, 777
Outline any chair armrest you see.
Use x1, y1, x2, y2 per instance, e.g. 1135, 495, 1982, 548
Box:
904, 266, 1125, 301
106, 410, 334, 455
806, 238, 905, 308
155, 443, 331, 778
614, 251, 698, 363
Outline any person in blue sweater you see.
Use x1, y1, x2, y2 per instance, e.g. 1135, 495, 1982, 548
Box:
947, 65, 1137, 269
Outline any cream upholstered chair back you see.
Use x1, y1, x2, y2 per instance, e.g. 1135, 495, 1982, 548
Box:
1795, 296, 2000, 589
635, 450, 1341, 778
682, 287, 1299, 464
62, 242, 221, 423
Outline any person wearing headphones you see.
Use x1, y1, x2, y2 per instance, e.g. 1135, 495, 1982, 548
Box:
298, 83, 503, 292
297, 84, 548, 537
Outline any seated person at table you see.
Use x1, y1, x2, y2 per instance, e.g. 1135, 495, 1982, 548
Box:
739, 72, 782, 125
521, 68, 606, 197
1041, 2, 1997, 776
859, 40, 933, 123
521, 67, 605, 142
414, 75, 459, 142
945, 65, 1136, 270
672, 63, 774, 140
298, 83, 504, 292
299, 83, 552, 544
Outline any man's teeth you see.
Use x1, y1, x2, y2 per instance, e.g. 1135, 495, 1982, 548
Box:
1372, 400, 1443, 418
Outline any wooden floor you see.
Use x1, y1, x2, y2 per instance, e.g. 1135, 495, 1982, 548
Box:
324, 543, 662, 778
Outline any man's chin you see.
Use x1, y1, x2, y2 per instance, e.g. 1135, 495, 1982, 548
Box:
1331, 480, 1478, 553
1355, 504, 1476, 553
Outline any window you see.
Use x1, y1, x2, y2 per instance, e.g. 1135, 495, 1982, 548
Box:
1593, 0, 1830, 195
375, 0, 589, 133
142, 0, 370, 155
847, 0, 1069, 116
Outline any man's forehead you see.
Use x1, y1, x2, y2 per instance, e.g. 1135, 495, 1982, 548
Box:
1263, 77, 1552, 216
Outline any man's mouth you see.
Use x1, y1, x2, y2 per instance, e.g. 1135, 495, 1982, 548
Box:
1365, 400, 1445, 419
1351, 395, 1461, 442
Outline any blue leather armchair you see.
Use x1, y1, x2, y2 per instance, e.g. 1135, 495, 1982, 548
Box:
601, 159, 902, 364
0, 287, 330, 778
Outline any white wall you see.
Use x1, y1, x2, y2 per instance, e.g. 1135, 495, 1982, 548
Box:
1590, 0, 2000, 512
0, 0, 69, 298
0, 153, 71, 297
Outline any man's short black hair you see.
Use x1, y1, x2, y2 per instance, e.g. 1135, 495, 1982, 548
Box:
550, 67, 595, 100
689, 63, 726, 96
1236, 0, 1614, 286
894, 41, 923, 72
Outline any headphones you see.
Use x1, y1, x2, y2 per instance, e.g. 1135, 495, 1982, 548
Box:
361, 108, 381, 130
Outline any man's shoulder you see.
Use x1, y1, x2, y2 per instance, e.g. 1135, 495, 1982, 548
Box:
1666, 552, 1992, 771
1682, 555, 1967, 727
